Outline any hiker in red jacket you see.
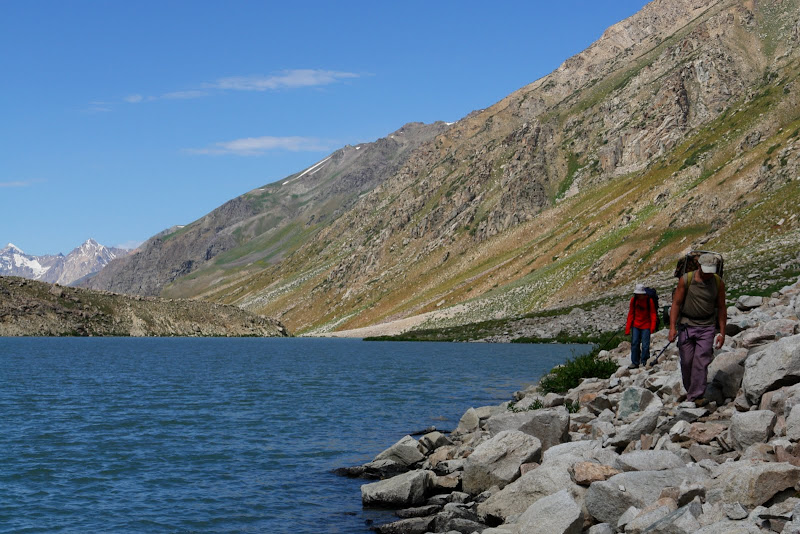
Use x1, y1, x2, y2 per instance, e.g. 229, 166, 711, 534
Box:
625, 283, 657, 369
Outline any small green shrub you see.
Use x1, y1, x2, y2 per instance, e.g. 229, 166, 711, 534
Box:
538, 349, 618, 394
564, 399, 581, 413
507, 398, 545, 413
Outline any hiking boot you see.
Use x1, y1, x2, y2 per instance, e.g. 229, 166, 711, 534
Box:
694, 398, 710, 407
628, 364, 640, 370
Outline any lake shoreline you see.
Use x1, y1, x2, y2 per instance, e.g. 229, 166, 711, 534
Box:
348, 276, 800, 533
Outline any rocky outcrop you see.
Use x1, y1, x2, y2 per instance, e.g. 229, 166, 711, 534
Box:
344, 275, 800, 532
0, 276, 288, 337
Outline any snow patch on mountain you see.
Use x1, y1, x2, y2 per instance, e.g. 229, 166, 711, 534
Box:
0, 239, 131, 285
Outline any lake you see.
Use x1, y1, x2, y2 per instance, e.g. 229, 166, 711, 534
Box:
0, 337, 588, 533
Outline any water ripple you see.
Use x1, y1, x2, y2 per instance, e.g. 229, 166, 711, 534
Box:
0, 337, 585, 533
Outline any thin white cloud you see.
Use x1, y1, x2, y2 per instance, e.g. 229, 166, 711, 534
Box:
209, 69, 359, 91
93, 69, 359, 111
0, 180, 33, 187
187, 136, 333, 156
161, 90, 209, 100
85, 101, 112, 113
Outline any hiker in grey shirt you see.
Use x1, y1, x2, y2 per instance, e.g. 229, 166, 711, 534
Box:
668, 253, 727, 405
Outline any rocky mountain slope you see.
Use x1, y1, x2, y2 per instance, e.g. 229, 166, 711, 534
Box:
0, 240, 129, 286
0, 276, 287, 337
89, 0, 800, 336
349, 276, 800, 533
84, 122, 450, 297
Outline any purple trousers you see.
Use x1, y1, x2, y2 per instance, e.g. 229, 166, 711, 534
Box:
678, 325, 716, 401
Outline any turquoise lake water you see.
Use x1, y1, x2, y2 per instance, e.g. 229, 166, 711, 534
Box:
0, 337, 587, 533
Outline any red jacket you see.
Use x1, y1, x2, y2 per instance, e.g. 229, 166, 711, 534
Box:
625, 295, 657, 334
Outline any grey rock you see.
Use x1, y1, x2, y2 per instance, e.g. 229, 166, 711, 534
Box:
515, 489, 583, 534
606, 408, 660, 447
587, 525, 614, 534
614, 450, 686, 472
583, 467, 709, 525
626, 504, 676, 532
723, 502, 748, 520
617, 505, 641, 529
695, 521, 762, 533
462, 430, 541, 494
362, 470, 433, 507
729, 410, 777, 451
617, 387, 660, 420
786, 404, 800, 441
736, 295, 764, 311
374, 516, 435, 534
485, 406, 570, 451
706, 348, 748, 402
455, 408, 480, 435
641, 499, 701, 533
434, 517, 486, 534
708, 461, 800, 507
476, 460, 580, 522
375, 435, 426, 466
396, 504, 442, 518
420, 431, 453, 452
742, 334, 800, 404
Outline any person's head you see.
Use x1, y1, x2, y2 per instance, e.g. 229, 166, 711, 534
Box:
699, 253, 717, 275
634, 283, 647, 299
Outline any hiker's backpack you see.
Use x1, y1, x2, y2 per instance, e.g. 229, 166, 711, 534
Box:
666, 250, 725, 327
643, 287, 661, 329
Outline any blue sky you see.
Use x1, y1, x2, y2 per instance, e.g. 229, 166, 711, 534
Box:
1, 1, 649, 256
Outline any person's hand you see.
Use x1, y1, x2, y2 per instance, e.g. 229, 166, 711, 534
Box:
668, 327, 677, 343
714, 333, 725, 350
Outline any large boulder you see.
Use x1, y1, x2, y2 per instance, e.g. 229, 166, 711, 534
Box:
419, 431, 452, 452
641, 499, 702, 533
462, 430, 542, 494
786, 404, 800, 441
617, 387, 660, 420
514, 489, 583, 534
374, 435, 426, 466
729, 410, 777, 452
736, 295, 763, 311
695, 522, 761, 533
705, 348, 748, 402
361, 470, 433, 508
583, 467, 709, 525
606, 408, 660, 448
707, 462, 800, 507
742, 334, 800, 404
739, 319, 798, 349
613, 450, 685, 472
485, 406, 570, 451
477, 458, 582, 522
454, 407, 480, 435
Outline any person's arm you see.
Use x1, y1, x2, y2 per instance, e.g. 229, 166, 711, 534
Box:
668, 277, 686, 343
625, 297, 634, 335
715, 277, 727, 349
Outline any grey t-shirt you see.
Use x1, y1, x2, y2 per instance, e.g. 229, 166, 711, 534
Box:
680, 272, 718, 327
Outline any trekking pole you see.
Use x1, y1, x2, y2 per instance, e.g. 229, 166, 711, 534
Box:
598, 328, 622, 353
648, 341, 673, 367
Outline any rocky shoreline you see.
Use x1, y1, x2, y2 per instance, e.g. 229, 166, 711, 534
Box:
342, 275, 800, 533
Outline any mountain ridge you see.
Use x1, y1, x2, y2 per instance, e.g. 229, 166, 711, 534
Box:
84, 121, 451, 296
85, 0, 800, 336
0, 239, 129, 286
